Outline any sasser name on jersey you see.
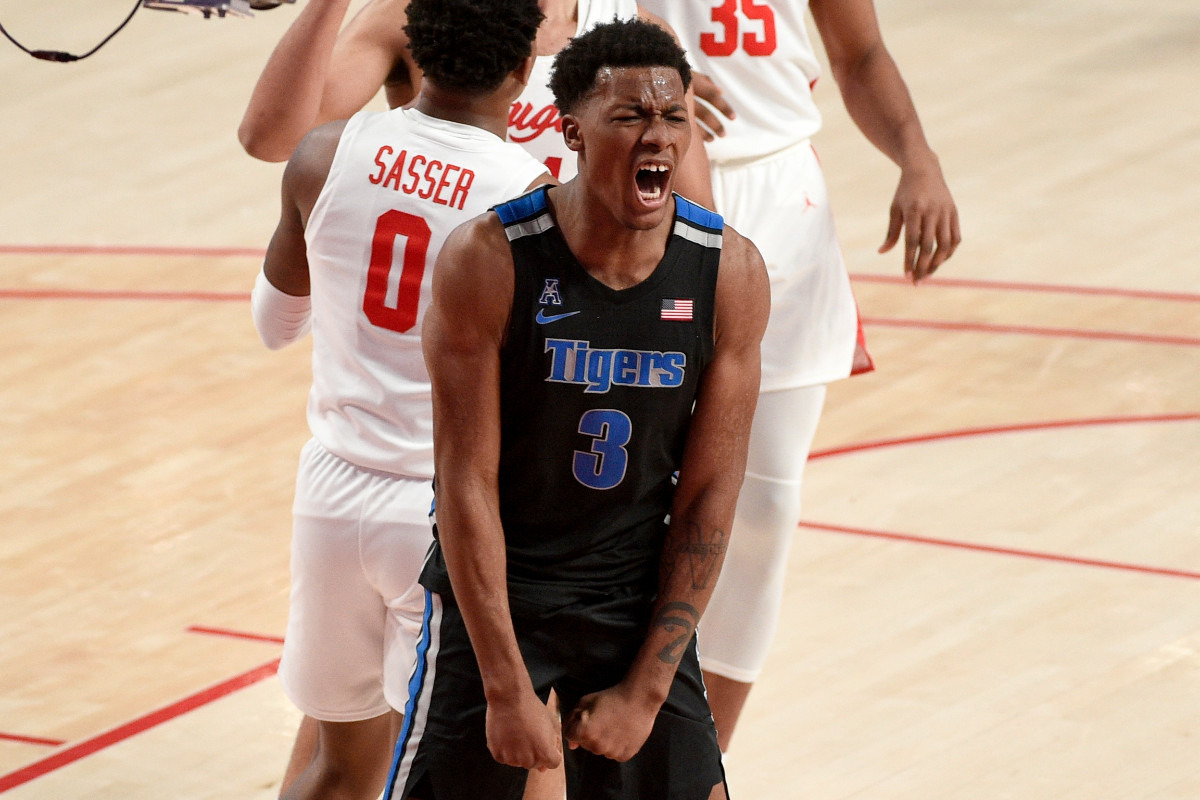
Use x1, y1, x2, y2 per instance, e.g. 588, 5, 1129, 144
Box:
545, 338, 686, 394
367, 146, 475, 210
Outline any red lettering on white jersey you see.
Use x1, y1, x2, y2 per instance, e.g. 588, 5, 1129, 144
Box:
369, 147, 474, 209
508, 102, 563, 143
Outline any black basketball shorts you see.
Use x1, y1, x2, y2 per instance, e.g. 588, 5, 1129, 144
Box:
384, 586, 727, 800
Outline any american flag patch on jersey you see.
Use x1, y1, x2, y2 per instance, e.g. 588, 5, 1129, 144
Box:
660, 298, 693, 321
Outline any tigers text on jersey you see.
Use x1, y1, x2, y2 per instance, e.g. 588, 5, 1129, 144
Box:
304, 108, 547, 478
642, 0, 823, 161
507, 0, 638, 181
422, 187, 723, 600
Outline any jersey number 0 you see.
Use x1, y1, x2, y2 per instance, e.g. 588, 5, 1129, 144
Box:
363, 209, 431, 334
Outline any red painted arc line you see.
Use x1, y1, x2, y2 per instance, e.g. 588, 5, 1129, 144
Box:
0, 733, 65, 748
800, 521, 1200, 581
0, 288, 247, 302
849, 272, 1200, 303
0, 658, 280, 794
0, 244, 266, 259
186, 625, 285, 645
810, 412, 1200, 461
861, 316, 1200, 347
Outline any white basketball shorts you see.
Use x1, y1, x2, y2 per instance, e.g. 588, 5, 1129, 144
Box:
710, 140, 861, 390
278, 438, 433, 721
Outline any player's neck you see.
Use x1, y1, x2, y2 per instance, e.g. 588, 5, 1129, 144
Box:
414, 86, 509, 140
548, 183, 674, 291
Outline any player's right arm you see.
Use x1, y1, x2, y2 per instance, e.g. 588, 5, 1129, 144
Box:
238, 0, 417, 162
809, 0, 960, 281
253, 121, 344, 348
421, 215, 562, 773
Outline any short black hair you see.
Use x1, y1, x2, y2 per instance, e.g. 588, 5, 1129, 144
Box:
405, 0, 544, 94
549, 18, 692, 115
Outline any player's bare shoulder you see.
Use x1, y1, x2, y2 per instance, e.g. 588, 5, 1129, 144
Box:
284, 119, 349, 216
443, 208, 511, 269
714, 223, 771, 345
433, 208, 517, 331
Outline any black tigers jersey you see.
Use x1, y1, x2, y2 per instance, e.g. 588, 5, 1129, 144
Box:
422, 186, 723, 600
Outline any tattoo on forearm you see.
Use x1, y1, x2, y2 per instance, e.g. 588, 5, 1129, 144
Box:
654, 602, 700, 665
660, 521, 728, 591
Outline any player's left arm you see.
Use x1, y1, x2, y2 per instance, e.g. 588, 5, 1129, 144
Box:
563, 227, 770, 761
253, 121, 344, 349
810, 0, 961, 281
638, 6, 717, 210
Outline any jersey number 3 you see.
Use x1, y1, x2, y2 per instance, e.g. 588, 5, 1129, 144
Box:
574, 409, 632, 491
363, 209, 431, 333
701, 0, 777, 57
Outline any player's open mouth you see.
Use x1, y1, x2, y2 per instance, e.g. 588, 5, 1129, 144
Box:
635, 163, 671, 204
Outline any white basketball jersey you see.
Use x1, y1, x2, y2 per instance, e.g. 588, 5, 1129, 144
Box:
304, 108, 547, 478
642, 0, 823, 162
507, 0, 639, 181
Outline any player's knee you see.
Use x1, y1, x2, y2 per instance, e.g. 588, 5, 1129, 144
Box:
729, 475, 802, 569
736, 471, 802, 528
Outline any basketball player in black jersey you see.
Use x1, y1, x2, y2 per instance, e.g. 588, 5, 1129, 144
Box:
386, 20, 769, 800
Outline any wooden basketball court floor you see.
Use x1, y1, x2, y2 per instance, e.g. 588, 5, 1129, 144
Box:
1, 1, 1197, 797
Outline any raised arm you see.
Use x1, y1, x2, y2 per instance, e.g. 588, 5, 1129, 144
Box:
421, 216, 562, 772
810, 0, 960, 281
238, 0, 417, 162
563, 227, 770, 761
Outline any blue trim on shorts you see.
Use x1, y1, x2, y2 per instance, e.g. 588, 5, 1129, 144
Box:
383, 588, 435, 800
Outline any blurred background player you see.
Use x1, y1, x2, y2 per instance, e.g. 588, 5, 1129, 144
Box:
251, 0, 550, 797
640, 0, 962, 752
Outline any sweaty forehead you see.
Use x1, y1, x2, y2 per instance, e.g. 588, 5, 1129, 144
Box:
591, 66, 685, 108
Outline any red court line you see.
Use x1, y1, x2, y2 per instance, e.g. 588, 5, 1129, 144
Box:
849, 272, 1200, 303
809, 412, 1200, 461
186, 625, 285, 645
804, 414, 1200, 580
801, 521, 1200, 581
0, 733, 65, 748
2, 289, 1197, 349
861, 316, 1200, 347
4, 243, 1200, 303
0, 244, 266, 259
0, 288, 247, 302
0, 658, 280, 794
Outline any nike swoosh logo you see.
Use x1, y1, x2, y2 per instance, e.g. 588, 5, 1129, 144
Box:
535, 309, 581, 324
